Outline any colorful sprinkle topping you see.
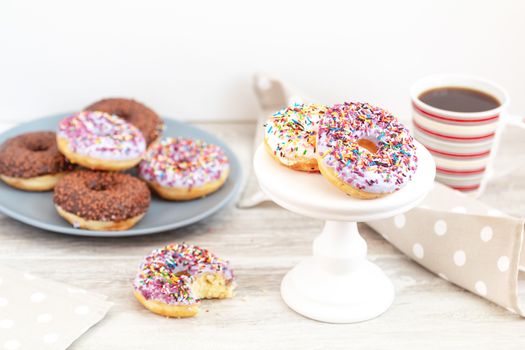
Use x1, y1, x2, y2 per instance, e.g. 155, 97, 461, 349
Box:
133, 243, 234, 305
264, 103, 327, 166
139, 137, 229, 189
58, 111, 146, 160
317, 102, 418, 194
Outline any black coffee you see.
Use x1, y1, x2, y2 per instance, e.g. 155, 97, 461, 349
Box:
419, 87, 500, 113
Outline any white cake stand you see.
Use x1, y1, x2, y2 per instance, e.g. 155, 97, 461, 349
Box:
253, 141, 435, 323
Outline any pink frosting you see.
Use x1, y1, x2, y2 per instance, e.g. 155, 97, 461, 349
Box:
58, 111, 146, 161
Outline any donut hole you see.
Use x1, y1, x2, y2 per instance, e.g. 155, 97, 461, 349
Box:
86, 180, 111, 192
357, 138, 378, 153
27, 142, 50, 152
110, 109, 131, 122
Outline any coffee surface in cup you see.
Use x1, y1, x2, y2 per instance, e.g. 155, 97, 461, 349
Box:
419, 87, 500, 113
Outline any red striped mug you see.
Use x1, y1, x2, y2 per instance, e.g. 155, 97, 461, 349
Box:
411, 75, 523, 197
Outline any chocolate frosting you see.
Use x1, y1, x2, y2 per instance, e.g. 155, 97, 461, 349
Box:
53, 171, 151, 221
85, 98, 164, 145
0, 131, 73, 178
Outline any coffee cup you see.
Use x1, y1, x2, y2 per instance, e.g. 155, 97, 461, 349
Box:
410, 75, 525, 197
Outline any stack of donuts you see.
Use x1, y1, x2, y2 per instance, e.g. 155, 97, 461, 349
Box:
0, 98, 230, 231
264, 102, 418, 199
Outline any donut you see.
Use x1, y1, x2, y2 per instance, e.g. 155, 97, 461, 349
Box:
57, 111, 146, 171
85, 98, 164, 145
0, 131, 73, 191
133, 243, 235, 318
139, 137, 229, 201
264, 103, 327, 172
317, 102, 418, 199
53, 171, 151, 231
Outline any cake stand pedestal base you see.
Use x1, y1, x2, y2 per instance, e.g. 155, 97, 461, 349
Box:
281, 221, 394, 323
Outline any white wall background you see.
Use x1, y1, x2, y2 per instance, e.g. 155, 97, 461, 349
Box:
0, 0, 524, 123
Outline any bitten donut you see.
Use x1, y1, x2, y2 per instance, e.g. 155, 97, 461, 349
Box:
0, 131, 73, 191
57, 111, 146, 171
264, 103, 327, 172
139, 137, 229, 201
317, 102, 418, 199
53, 171, 151, 231
133, 243, 235, 318
85, 98, 164, 145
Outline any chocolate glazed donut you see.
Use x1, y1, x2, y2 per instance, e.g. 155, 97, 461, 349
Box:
85, 98, 164, 145
0, 131, 73, 191
53, 171, 151, 231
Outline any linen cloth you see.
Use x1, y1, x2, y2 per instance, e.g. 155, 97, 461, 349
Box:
0, 265, 112, 350
369, 182, 525, 315
240, 74, 525, 316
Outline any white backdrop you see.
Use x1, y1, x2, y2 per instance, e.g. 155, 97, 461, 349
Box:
0, 0, 524, 123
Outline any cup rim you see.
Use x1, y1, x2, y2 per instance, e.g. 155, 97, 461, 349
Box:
410, 74, 509, 119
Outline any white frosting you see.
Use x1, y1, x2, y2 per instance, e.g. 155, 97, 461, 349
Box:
264, 104, 326, 166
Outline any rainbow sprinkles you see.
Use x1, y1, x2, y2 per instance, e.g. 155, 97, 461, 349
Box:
139, 137, 229, 189
57, 111, 146, 161
317, 102, 418, 195
264, 103, 327, 171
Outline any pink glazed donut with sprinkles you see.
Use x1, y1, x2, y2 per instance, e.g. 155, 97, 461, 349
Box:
133, 243, 235, 318
57, 111, 146, 171
317, 102, 418, 199
139, 137, 229, 201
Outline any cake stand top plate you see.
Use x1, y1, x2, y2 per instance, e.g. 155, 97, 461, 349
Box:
254, 141, 435, 222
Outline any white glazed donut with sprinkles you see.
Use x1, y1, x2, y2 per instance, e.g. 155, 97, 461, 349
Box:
57, 111, 146, 171
139, 137, 229, 201
317, 102, 418, 199
264, 103, 327, 172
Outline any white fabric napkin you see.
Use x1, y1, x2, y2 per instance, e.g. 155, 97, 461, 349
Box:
0, 265, 112, 350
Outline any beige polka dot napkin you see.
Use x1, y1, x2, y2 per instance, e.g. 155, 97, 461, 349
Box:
0, 265, 113, 350
368, 181, 525, 315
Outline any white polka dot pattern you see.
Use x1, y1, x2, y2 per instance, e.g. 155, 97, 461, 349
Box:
475, 281, 487, 296
394, 214, 406, 229
433, 220, 447, 236
0, 265, 113, 350
497, 256, 510, 272
480, 226, 493, 242
453, 250, 466, 266
366, 181, 524, 317
412, 244, 424, 259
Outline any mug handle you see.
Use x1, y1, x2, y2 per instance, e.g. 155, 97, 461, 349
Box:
483, 113, 525, 186
505, 114, 525, 130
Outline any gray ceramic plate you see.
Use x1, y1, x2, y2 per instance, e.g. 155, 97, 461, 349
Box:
0, 114, 242, 237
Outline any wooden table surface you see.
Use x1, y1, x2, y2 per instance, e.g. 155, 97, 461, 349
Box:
1, 121, 524, 349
